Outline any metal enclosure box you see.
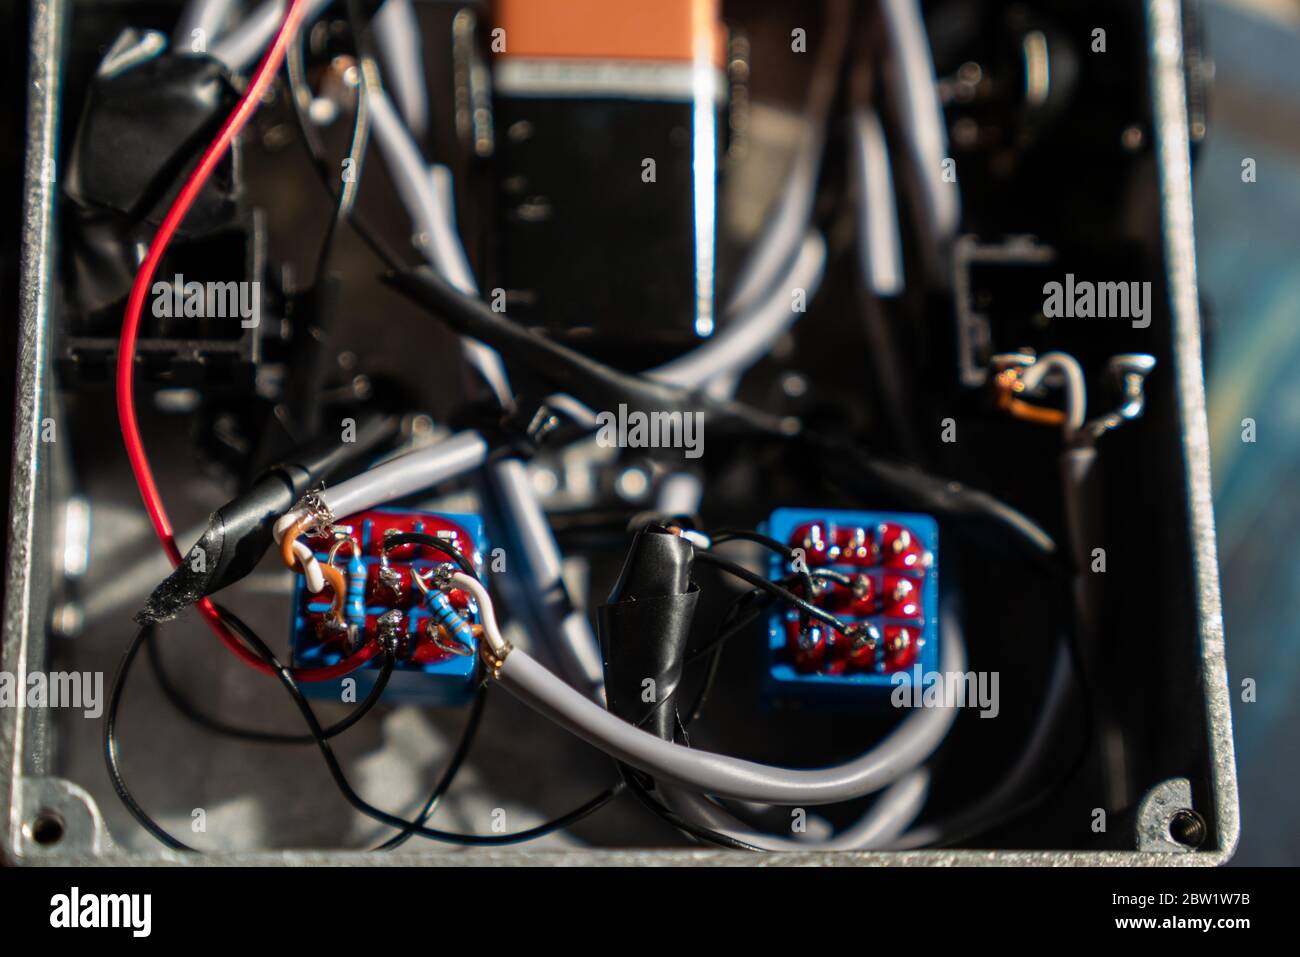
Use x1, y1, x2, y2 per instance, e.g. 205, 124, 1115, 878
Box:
2, 0, 1238, 865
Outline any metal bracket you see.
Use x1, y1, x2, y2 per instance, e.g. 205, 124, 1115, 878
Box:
1136, 778, 1205, 853
13, 776, 108, 860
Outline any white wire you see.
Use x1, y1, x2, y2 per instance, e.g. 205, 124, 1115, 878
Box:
373, 0, 428, 137
1019, 351, 1087, 435
725, 133, 826, 318
649, 233, 826, 388
722, 0, 849, 318
273, 430, 489, 542
174, 0, 241, 50
368, 89, 515, 407
879, 0, 959, 279
293, 540, 326, 593
209, 0, 332, 72
489, 459, 607, 691
450, 572, 507, 657
851, 106, 904, 297
272, 430, 488, 594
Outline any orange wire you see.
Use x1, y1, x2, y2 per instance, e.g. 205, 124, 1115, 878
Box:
994, 368, 1067, 426
281, 516, 313, 569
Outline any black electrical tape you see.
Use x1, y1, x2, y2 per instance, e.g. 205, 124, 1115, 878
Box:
136, 412, 400, 624
598, 528, 699, 741
64, 50, 242, 313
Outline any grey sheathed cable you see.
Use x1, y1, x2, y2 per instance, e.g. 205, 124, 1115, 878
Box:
368, 86, 514, 407
212, 8, 496, 411
174, 0, 240, 48
649, 233, 826, 389
879, 0, 960, 281
274, 430, 489, 543
373, 0, 428, 138
663, 769, 930, 851
490, 459, 607, 695
724, 0, 851, 318
496, 621, 963, 806
850, 106, 904, 297
542, 231, 827, 417
653, 598, 965, 848
321, 429, 488, 517
210, 0, 332, 72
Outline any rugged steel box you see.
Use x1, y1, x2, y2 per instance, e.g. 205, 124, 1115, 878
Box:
1, 0, 1238, 865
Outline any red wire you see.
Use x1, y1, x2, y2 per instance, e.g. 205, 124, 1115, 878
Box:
115, 0, 375, 683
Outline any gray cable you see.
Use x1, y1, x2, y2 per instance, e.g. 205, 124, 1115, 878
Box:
210, 0, 333, 72
174, 0, 240, 50
490, 459, 607, 694
320, 429, 487, 518
649, 233, 826, 388
654, 598, 965, 847
890, 639, 1074, 849
369, 87, 515, 407
724, 0, 851, 317
878, 0, 959, 281
851, 106, 904, 297
662, 768, 930, 850
373, 0, 428, 137
496, 618, 964, 805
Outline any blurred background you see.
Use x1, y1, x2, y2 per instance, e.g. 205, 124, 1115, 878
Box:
1196, 0, 1300, 865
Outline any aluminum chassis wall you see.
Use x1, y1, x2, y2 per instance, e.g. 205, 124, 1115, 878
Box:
1, 0, 1240, 865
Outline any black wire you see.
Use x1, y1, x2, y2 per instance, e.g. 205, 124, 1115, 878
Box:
916, 635, 1094, 848
310, 50, 372, 285
643, 564, 867, 847
210, 606, 624, 846
382, 265, 795, 438
106, 608, 623, 850
381, 531, 478, 578
710, 528, 817, 633
683, 587, 766, 725
146, 625, 394, 745
283, 16, 408, 274
682, 567, 850, 723
693, 550, 850, 634
104, 619, 398, 851
104, 623, 196, 852
616, 763, 761, 852
373, 685, 488, 850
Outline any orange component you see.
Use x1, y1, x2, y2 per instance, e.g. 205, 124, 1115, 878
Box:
280, 515, 313, 569
492, 0, 725, 65
318, 564, 348, 624
281, 515, 347, 624
994, 367, 1068, 427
